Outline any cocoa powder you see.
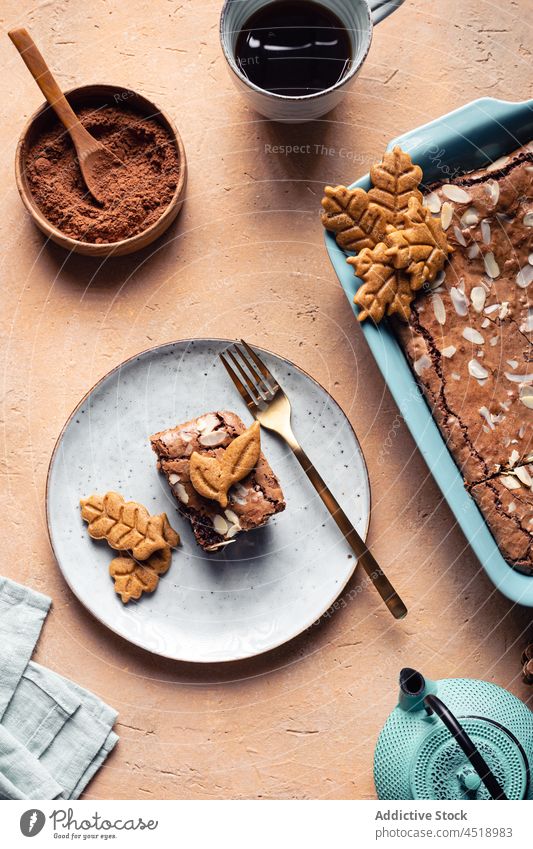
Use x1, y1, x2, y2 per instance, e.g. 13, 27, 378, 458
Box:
25, 104, 180, 243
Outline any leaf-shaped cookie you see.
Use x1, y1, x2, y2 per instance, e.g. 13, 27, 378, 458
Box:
368, 146, 423, 227
321, 185, 389, 251
80, 492, 179, 560
109, 555, 162, 603
189, 454, 226, 503
348, 244, 414, 323
190, 421, 261, 508
385, 197, 453, 289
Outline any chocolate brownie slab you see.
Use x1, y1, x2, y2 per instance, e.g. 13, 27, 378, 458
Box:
150, 411, 285, 551
470, 473, 532, 572
394, 144, 532, 571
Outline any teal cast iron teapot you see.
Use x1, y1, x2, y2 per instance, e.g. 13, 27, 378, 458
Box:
374, 668, 533, 800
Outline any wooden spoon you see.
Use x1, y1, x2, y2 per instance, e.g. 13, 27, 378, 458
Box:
9, 28, 123, 205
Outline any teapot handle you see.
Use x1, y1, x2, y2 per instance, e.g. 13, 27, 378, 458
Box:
424, 695, 508, 800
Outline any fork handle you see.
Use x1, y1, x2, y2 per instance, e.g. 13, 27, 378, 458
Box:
287, 437, 407, 620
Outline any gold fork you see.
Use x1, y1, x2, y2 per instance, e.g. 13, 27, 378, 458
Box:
220, 340, 407, 620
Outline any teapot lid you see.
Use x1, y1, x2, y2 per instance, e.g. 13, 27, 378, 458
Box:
410, 717, 529, 800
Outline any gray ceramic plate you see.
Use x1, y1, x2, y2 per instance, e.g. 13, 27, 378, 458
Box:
47, 339, 370, 662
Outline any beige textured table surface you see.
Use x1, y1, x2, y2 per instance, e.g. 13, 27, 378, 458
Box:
1, 0, 531, 800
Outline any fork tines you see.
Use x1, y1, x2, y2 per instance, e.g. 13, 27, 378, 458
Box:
219, 340, 278, 408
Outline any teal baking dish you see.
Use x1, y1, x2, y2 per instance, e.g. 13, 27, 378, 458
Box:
324, 97, 533, 606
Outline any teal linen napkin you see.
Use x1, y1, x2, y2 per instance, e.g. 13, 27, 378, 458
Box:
0, 576, 118, 799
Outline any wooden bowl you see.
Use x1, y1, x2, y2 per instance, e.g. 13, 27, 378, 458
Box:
15, 84, 187, 257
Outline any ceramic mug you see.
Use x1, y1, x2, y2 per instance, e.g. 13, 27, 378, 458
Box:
220, 0, 405, 123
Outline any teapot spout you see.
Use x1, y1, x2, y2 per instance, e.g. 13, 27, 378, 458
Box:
398, 668, 437, 712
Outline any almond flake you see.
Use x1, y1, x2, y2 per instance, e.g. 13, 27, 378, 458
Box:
509, 449, 520, 467
441, 345, 456, 358
453, 226, 467, 247
516, 265, 533, 288
499, 474, 522, 490
506, 359, 518, 369
471, 286, 486, 312
175, 482, 189, 504
520, 395, 533, 409
462, 327, 484, 344
479, 406, 494, 429
213, 515, 229, 535
480, 219, 491, 245
483, 252, 500, 278
432, 294, 446, 325
505, 372, 533, 384
224, 509, 240, 526
523, 212, 533, 227
487, 154, 510, 172
485, 179, 499, 205
199, 430, 228, 447
460, 207, 480, 227
414, 354, 431, 375
469, 360, 489, 380
450, 286, 469, 316
499, 302, 509, 320
168, 473, 180, 485
520, 311, 533, 333
424, 191, 441, 213
197, 413, 220, 434
440, 202, 453, 230
467, 243, 480, 259
442, 184, 471, 203
205, 540, 235, 552
515, 466, 533, 487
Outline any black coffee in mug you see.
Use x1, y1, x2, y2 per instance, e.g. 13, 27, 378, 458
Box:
235, 0, 352, 97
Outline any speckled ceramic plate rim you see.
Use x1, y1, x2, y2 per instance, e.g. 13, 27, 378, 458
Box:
46, 338, 371, 662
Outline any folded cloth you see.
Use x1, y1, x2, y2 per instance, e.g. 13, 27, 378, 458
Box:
0, 577, 50, 717
0, 576, 118, 799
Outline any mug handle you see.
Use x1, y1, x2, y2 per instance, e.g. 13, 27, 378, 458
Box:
368, 0, 406, 25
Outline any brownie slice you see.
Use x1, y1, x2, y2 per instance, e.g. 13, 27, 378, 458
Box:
394, 144, 533, 571
150, 411, 285, 551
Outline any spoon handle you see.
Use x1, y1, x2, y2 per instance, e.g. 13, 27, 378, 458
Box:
8, 28, 92, 147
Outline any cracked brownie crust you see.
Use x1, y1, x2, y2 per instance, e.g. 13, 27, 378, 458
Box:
395, 145, 533, 572
150, 411, 285, 551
